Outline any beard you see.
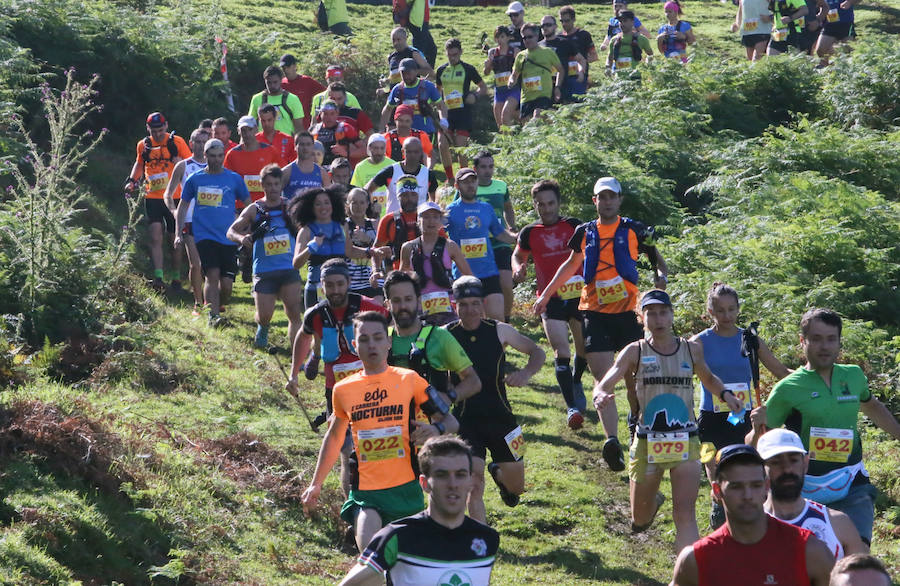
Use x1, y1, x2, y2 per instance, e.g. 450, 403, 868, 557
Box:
770, 473, 804, 501
393, 309, 418, 329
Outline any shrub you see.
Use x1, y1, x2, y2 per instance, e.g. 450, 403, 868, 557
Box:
821, 38, 900, 130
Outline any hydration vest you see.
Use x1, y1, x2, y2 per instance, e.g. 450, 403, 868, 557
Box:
392, 212, 421, 261
612, 34, 642, 63
411, 236, 453, 290
316, 294, 362, 363
251, 199, 293, 238
388, 324, 450, 392
141, 132, 179, 164
387, 129, 427, 161
582, 217, 649, 284
261, 90, 294, 122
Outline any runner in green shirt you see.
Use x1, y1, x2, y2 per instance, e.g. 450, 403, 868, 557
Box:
606, 11, 654, 73
248, 66, 305, 136
510, 22, 563, 121
472, 150, 515, 323
350, 135, 395, 218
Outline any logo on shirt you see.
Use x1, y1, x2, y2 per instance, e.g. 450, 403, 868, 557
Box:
465, 215, 482, 230
540, 230, 565, 252
764, 575, 778, 585
470, 537, 487, 556
439, 570, 473, 586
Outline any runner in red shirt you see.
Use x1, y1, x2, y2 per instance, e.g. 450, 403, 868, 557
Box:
513, 179, 588, 429
374, 177, 421, 272
224, 116, 280, 205
279, 53, 325, 130
212, 117, 238, 152
671, 444, 834, 586
256, 104, 294, 167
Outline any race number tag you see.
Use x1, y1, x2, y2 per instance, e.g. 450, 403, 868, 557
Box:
402, 98, 420, 115
147, 172, 168, 192
244, 175, 262, 193
712, 382, 753, 413
494, 71, 511, 87
421, 291, 452, 315
357, 425, 405, 462
333, 360, 364, 383
773, 28, 788, 41
647, 431, 690, 464
263, 233, 290, 256
595, 276, 628, 305
371, 190, 388, 212
809, 427, 853, 463
197, 186, 223, 207
615, 57, 633, 70
445, 90, 464, 110
743, 18, 759, 31
567, 60, 579, 76
504, 425, 526, 461
558, 275, 585, 300
827, 8, 839, 21
523, 76, 542, 92
461, 237, 488, 259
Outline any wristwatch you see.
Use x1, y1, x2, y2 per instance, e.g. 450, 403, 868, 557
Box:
446, 388, 458, 403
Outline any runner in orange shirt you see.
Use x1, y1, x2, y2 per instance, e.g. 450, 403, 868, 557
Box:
302, 311, 458, 552
224, 116, 281, 205
256, 104, 295, 167
125, 111, 192, 291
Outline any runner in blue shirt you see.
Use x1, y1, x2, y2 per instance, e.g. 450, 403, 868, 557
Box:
444, 167, 516, 321
381, 58, 448, 136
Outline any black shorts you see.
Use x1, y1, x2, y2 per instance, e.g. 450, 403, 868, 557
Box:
582, 310, 643, 354
493, 246, 512, 271
480, 274, 503, 296
821, 21, 853, 41
741, 33, 771, 48
447, 108, 473, 133
698, 409, 752, 451
768, 29, 811, 52
253, 268, 301, 294
458, 415, 522, 463
145, 198, 175, 233
196, 239, 238, 278
520, 96, 552, 119
543, 297, 582, 322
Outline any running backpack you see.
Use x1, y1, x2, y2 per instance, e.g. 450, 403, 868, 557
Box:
141, 132, 179, 164
612, 34, 642, 64
410, 236, 453, 290
392, 212, 421, 261
262, 90, 294, 123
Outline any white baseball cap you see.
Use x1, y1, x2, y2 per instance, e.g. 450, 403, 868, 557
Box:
506, 1, 525, 14
367, 134, 386, 146
593, 176, 622, 195
757, 428, 807, 461
237, 115, 258, 129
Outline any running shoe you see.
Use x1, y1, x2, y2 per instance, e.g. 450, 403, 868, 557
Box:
208, 314, 224, 329
191, 303, 203, 317
488, 462, 519, 507
170, 279, 182, 292
150, 278, 166, 293
602, 436, 626, 472
254, 326, 268, 349
573, 380, 587, 412
566, 408, 584, 431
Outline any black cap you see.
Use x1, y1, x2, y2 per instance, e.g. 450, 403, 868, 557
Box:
618, 10, 636, 20
452, 276, 485, 300
640, 289, 671, 310
279, 53, 297, 67
714, 444, 764, 479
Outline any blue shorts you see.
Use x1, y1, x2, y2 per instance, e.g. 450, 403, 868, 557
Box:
830, 481, 877, 545
494, 85, 521, 104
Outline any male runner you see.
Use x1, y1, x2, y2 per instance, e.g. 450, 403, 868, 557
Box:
278, 53, 325, 129
212, 117, 238, 152
301, 311, 458, 552
373, 176, 424, 272
383, 270, 480, 400
671, 444, 835, 585
445, 168, 517, 322
814, 0, 857, 66
506, 2, 528, 50
435, 38, 487, 170
366, 137, 439, 216
248, 66, 305, 136
534, 176, 667, 471
256, 104, 294, 167
163, 128, 209, 313
281, 131, 332, 202
327, 82, 374, 141
125, 111, 191, 291
766, 0, 811, 55
224, 116, 280, 204
329, 158, 352, 190
559, 5, 599, 99
340, 436, 499, 586
606, 11, 654, 74
385, 27, 435, 90
539, 15, 586, 104
749, 308, 900, 546
350, 135, 395, 218
447, 276, 545, 523
175, 139, 251, 327
758, 428, 868, 559
381, 105, 434, 165
601, 0, 651, 50
829, 554, 892, 586
509, 22, 563, 121
310, 100, 362, 168
514, 179, 587, 429
472, 151, 516, 323
381, 59, 448, 139
311, 65, 363, 116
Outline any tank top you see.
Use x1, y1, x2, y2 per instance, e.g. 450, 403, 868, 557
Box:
412, 237, 453, 296
307, 220, 346, 281
696, 328, 754, 413
347, 217, 377, 292
284, 162, 324, 201
776, 500, 844, 560
634, 338, 697, 434
447, 319, 512, 421
251, 200, 295, 275
181, 157, 207, 223
694, 516, 812, 586
488, 46, 516, 88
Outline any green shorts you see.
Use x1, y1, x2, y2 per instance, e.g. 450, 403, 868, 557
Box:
340, 478, 425, 524
628, 434, 701, 483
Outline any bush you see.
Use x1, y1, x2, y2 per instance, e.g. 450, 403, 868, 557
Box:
821, 38, 900, 130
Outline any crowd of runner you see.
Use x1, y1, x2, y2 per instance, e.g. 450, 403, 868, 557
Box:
123, 1, 892, 583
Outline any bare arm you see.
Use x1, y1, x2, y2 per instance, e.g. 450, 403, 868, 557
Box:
174, 198, 189, 246
690, 339, 743, 414
512, 244, 530, 284
646, 247, 668, 290
805, 536, 835, 586
339, 563, 383, 586
344, 224, 372, 259
503, 199, 516, 231
731, 1, 744, 32
301, 415, 350, 511
414, 53, 436, 80
446, 240, 473, 276
293, 226, 314, 269
497, 322, 545, 387
828, 508, 868, 555
670, 546, 699, 586
758, 337, 791, 380
163, 160, 185, 212
453, 366, 481, 401
226, 204, 257, 248
593, 342, 640, 408
399, 240, 414, 274
860, 396, 900, 440
380, 103, 394, 132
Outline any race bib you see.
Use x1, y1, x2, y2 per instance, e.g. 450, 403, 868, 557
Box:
494, 71, 511, 87
421, 290, 452, 316
197, 186, 223, 207
445, 90, 464, 110
402, 98, 420, 115
357, 425, 405, 462
461, 237, 488, 259
615, 57, 633, 70
504, 425, 526, 461
244, 175, 262, 193
744, 18, 759, 31
263, 233, 290, 256
712, 382, 753, 413
371, 190, 388, 212
558, 275, 585, 300
773, 28, 788, 41
594, 276, 628, 305
523, 76, 542, 92
647, 431, 690, 464
809, 427, 853, 463
147, 172, 168, 193
567, 60, 579, 76
333, 360, 364, 383
827, 8, 839, 22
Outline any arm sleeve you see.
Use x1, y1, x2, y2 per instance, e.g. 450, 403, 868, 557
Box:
428, 171, 439, 193
371, 166, 393, 188
568, 225, 586, 252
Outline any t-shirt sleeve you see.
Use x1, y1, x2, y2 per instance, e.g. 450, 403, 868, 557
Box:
435, 64, 447, 88
347, 92, 362, 110
852, 366, 871, 402
765, 380, 792, 428
411, 372, 431, 406
638, 35, 653, 54
332, 382, 350, 422
355, 111, 374, 135
512, 52, 525, 76
431, 328, 473, 373
421, 133, 434, 157
358, 529, 399, 574
428, 171, 439, 193
174, 136, 192, 160
427, 82, 442, 104
376, 214, 394, 246
181, 175, 197, 202
235, 174, 252, 204
488, 209, 504, 237
286, 93, 305, 121
584, 30, 596, 51
467, 63, 484, 85
568, 224, 587, 252
248, 93, 261, 118
371, 166, 393, 188
517, 225, 533, 251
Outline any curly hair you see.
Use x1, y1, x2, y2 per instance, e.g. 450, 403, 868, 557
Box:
287, 184, 347, 229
